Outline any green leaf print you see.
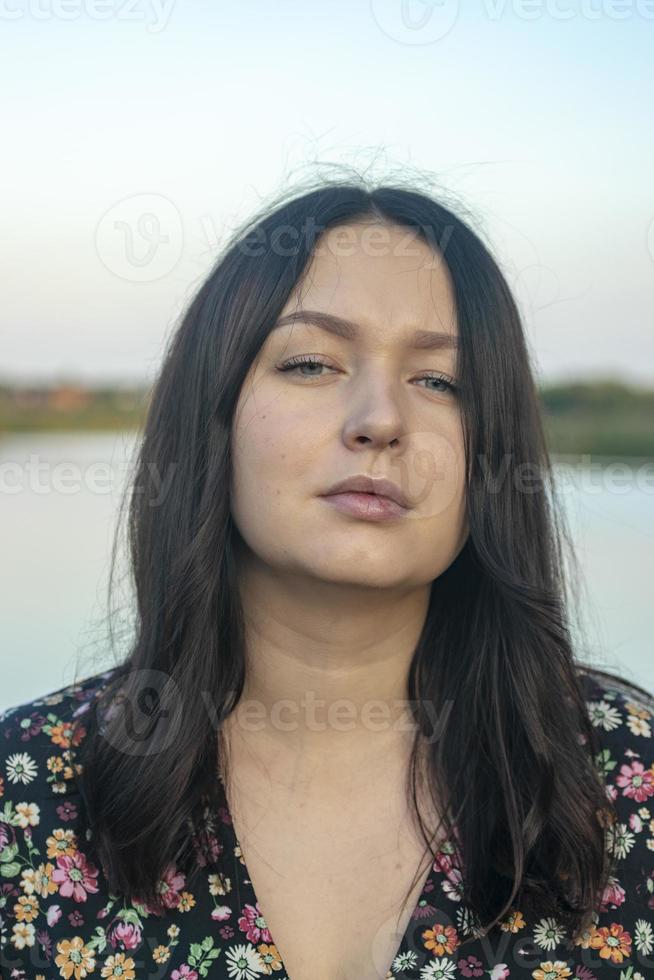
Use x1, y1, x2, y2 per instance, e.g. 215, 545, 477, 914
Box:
86, 926, 108, 954
0, 861, 21, 877
117, 906, 146, 928
0, 842, 19, 864
595, 746, 617, 776
187, 937, 221, 975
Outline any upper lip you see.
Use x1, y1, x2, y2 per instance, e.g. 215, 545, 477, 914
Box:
322, 474, 410, 509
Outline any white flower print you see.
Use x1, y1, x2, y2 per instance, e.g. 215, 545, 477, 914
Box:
606, 822, 636, 860
5, 752, 37, 785
532, 916, 567, 951
455, 904, 485, 939
587, 699, 622, 731
392, 950, 418, 973
14, 801, 40, 828
627, 715, 652, 738
634, 917, 654, 956
440, 869, 464, 902
418, 957, 457, 979
19, 866, 40, 895
224, 942, 265, 978
11, 921, 35, 949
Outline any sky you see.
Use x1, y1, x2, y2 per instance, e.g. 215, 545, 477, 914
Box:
1, 0, 653, 387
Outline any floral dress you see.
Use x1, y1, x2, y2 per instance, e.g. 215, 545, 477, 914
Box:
1, 665, 653, 980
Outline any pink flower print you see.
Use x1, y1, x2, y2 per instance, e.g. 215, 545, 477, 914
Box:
629, 812, 643, 832
0, 823, 12, 853
238, 902, 273, 943
616, 761, 654, 803
52, 851, 100, 901
434, 850, 456, 876
411, 900, 438, 921
171, 966, 199, 980
36, 927, 53, 961
598, 876, 626, 911
440, 865, 464, 902
56, 801, 78, 822
47, 905, 62, 926
108, 920, 142, 950
192, 829, 223, 867
458, 953, 484, 976
156, 864, 187, 910
489, 965, 510, 979
211, 905, 232, 921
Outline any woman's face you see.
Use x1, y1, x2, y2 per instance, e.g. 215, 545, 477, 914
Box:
230, 220, 468, 592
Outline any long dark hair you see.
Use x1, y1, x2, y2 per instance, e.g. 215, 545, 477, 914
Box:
71, 174, 643, 945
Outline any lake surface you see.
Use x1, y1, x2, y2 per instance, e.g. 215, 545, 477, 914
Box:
1, 431, 652, 710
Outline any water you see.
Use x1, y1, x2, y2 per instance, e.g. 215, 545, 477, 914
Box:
1, 432, 652, 711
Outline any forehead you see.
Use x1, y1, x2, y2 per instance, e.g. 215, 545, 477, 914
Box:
283, 220, 457, 337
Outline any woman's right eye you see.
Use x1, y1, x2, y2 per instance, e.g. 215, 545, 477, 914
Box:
277, 356, 333, 377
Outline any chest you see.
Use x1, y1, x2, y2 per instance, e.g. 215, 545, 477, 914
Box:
224, 774, 439, 980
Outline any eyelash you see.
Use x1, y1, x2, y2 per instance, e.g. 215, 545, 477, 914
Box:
277, 355, 459, 394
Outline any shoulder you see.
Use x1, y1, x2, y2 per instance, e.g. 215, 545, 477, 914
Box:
575, 663, 654, 914
0, 669, 123, 970
575, 663, 654, 804
575, 662, 654, 752
0, 667, 120, 804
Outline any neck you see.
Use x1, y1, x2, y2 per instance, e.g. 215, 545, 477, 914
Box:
219, 552, 432, 782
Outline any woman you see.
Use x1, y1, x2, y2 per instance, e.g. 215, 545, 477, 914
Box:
1, 179, 653, 980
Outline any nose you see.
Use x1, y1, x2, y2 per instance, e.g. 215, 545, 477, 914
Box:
340, 373, 408, 451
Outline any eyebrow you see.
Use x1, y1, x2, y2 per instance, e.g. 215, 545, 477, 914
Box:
273, 310, 459, 351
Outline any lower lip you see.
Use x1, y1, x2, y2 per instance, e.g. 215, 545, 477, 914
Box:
320, 492, 408, 521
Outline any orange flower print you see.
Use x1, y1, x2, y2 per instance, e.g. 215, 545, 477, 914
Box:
422, 922, 460, 955
100, 952, 136, 978
152, 945, 171, 965
55, 936, 97, 979
532, 962, 572, 979
46, 827, 78, 860
49, 721, 86, 749
257, 943, 283, 970
501, 909, 526, 932
589, 922, 632, 963
13, 894, 40, 923
20, 862, 57, 899
178, 891, 196, 912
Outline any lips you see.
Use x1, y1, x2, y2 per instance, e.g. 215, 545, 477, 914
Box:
321, 474, 410, 509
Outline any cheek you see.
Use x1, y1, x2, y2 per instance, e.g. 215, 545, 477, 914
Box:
230, 396, 321, 514
400, 425, 466, 523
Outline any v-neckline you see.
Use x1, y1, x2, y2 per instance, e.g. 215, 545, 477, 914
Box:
213, 771, 461, 979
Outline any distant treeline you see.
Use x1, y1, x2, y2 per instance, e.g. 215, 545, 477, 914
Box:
0, 377, 652, 458
539, 380, 654, 458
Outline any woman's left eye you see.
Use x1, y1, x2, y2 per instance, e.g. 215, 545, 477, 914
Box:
277, 357, 458, 393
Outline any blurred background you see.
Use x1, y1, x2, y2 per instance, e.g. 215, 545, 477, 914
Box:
1, 1, 653, 708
